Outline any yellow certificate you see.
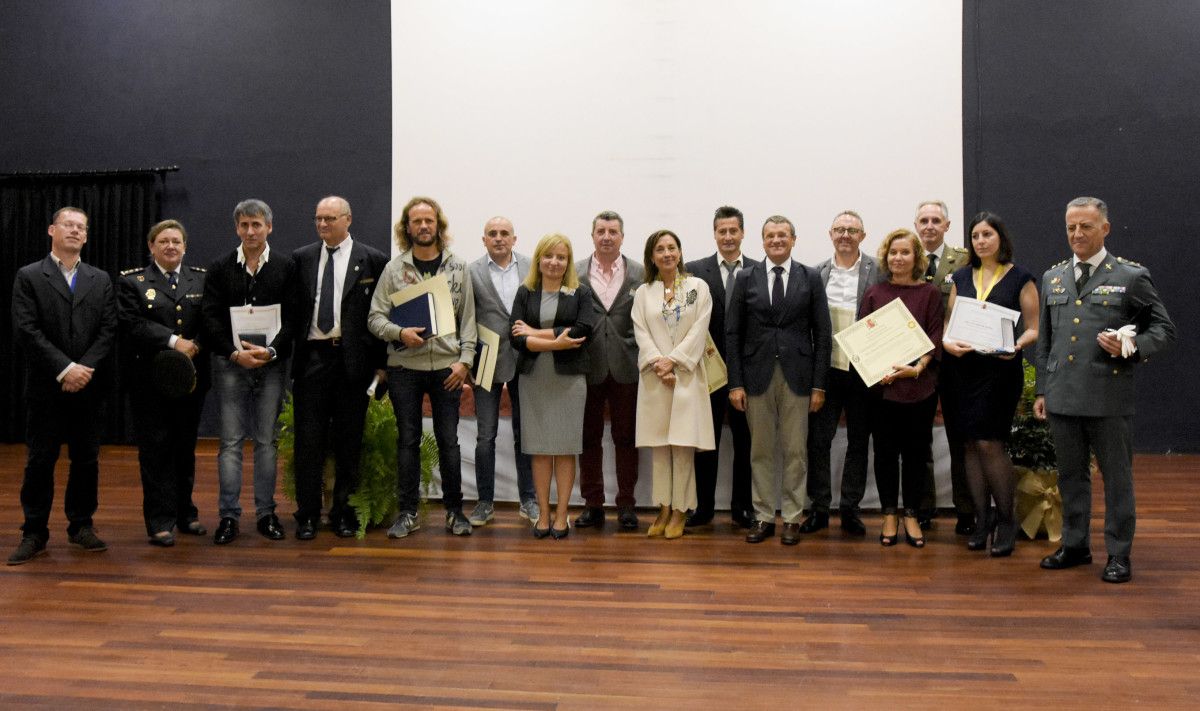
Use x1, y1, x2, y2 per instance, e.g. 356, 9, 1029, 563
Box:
829, 306, 856, 371
834, 298, 935, 387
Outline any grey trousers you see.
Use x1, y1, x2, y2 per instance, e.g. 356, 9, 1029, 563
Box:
1047, 413, 1135, 557
745, 364, 810, 524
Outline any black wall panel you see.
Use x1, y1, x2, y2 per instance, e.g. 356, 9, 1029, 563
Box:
964, 0, 1198, 451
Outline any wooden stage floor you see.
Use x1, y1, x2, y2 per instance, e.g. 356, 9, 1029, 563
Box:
0, 442, 1197, 709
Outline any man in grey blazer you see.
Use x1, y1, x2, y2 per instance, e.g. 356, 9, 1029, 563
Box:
915, 199, 974, 534
1034, 197, 1175, 584
801, 210, 883, 537
575, 210, 645, 530
467, 216, 538, 527
727, 215, 832, 545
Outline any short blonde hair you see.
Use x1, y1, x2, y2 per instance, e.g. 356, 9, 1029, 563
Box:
877, 228, 928, 282
524, 233, 580, 290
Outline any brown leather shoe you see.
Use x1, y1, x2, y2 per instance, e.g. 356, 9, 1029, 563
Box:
781, 522, 801, 545
745, 520, 775, 543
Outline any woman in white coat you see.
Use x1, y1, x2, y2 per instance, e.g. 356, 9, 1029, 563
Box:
631, 230, 715, 539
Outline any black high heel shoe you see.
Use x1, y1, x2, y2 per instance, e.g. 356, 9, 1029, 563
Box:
532, 519, 552, 539
966, 509, 995, 552
990, 520, 1016, 557
902, 512, 926, 548
879, 514, 899, 547
550, 517, 571, 540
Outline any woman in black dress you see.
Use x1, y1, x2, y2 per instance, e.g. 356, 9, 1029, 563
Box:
942, 212, 1040, 556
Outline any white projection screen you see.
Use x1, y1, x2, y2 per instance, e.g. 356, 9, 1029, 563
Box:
391, 0, 963, 264
390, 0, 963, 507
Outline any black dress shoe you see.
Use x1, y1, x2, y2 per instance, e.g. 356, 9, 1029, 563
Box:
731, 508, 756, 529
213, 517, 239, 545
781, 522, 801, 545
798, 512, 829, 534
685, 511, 714, 528
917, 514, 934, 531
745, 520, 775, 543
333, 519, 357, 538
574, 506, 605, 528
954, 515, 976, 536
1101, 556, 1132, 583
178, 520, 208, 536
295, 519, 317, 540
257, 514, 285, 540
617, 507, 639, 530
1040, 546, 1093, 570
839, 513, 867, 536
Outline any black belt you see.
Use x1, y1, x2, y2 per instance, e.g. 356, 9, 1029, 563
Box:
309, 337, 342, 348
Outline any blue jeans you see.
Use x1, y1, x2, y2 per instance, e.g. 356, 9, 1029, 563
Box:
388, 366, 463, 513
214, 357, 286, 521
473, 376, 534, 504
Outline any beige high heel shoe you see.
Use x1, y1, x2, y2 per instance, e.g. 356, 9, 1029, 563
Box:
647, 505, 670, 537
664, 509, 687, 539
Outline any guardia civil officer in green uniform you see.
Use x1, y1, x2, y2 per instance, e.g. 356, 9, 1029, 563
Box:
118, 219, 210, 547
1034, 197, 1175, 584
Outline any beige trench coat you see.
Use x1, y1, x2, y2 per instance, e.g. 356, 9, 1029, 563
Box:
631, 275, 715, 450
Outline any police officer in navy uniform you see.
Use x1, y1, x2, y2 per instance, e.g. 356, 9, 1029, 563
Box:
118, 219, 210, 547
1034, 197, 1175, 584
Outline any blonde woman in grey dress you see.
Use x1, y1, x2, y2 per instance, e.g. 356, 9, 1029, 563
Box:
632, 230, 714, 539
510, 234, 597, 539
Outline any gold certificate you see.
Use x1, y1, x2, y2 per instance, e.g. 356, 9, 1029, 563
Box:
834, 298, 935, 387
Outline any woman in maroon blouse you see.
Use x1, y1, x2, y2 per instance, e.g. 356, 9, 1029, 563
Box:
860, 229, 944, 548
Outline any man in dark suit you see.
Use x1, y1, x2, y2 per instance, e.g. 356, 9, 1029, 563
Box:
117, 219, 210, 547
289, 196, 388, 540
467, 216, 537, 527
1035, 196, 1175, 584
801, 210, 883, 537
684, 205, 758, 529
8, 207, 117, 565
575, 210, 645, 530
201, 199, 296, 544
915, 199, 974, 534
726, 215, 831, 545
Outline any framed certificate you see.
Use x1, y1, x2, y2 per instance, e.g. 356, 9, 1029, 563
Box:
945, 296, 1019, 353
834, 298, 935, 387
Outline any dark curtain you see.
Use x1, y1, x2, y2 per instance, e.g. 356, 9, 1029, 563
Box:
1, 172, 163, 443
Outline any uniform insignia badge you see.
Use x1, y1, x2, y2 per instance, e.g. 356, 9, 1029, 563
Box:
137, 275, 145, 282
1051, 277, 1061, 285
146, 288, 157, 301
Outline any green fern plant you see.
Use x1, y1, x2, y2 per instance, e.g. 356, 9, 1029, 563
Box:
278, 392, 437, 539
1007, 361, 1056, 470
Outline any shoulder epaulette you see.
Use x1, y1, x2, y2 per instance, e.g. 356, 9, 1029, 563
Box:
188, 265, 207, 272
1115, 256, 1143, 268
1052, 259, 1070, 269
120, 267, 141, 276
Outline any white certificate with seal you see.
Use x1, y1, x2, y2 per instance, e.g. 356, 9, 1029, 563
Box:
229, 304, 282, 351
945, 297, 1018, 353
834, 298, 935, 387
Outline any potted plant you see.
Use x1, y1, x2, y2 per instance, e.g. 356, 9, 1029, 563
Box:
278, 393, 437, 538
1007, 362, 1061, 541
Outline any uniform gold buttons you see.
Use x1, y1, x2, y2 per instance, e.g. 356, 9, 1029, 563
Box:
1071, 336, 1078, 342
1073, 317, 1080, 324
1075, 300, 1082, 306
1068, 354, 1075, 362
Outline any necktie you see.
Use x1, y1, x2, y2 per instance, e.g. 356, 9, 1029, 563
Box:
723, 260, 737, 310
318, 245, 338, 333
167, 271, 178, 290
925, 254, 938, 279
1075, 262, 1091, 294
771, 265, 784, 310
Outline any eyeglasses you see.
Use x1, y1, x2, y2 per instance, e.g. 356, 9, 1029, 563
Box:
831, 227, 863, 236
54, 220, 88, 232
314, 215, 348, 224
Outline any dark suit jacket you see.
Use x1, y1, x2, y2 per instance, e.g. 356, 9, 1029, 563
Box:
12, 256, 118, 397
290, 239, 389, 386
201, 246, 296, 360
685, 253, 762, 359
117, 262, 210, 392
575, 256, 644, 384
815, 253, 883, 305
725, 258, 832, 397
510, 284, 597, 376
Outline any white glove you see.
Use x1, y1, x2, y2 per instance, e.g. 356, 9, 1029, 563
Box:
1106, 325, 1138, 358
